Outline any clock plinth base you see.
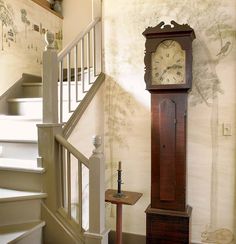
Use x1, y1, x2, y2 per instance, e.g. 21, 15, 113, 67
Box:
146, 205, 192, 244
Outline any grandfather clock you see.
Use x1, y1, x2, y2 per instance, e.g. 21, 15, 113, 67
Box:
143, 21, 195, 243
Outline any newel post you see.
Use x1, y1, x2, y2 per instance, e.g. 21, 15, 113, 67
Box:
92, 0, 102, 75
43, 31, 58, 123
84, 136, 109, 244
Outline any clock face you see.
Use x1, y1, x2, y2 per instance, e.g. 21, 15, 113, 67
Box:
151, 40, 186, 85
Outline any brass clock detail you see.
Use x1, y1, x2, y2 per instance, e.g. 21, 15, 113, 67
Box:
143, 21, 195, 244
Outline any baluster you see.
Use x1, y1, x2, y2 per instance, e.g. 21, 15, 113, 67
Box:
67, 150, 71, 219
59, 61, 63, 123
92, 1, 102, 76
87, 32, 91, 85
60, 145, 66, 208
78, 161, 83, 230
67, 53, 71, 113
93, 26, 96, 77
74, 45, 78, 102
81, 38, 85, 93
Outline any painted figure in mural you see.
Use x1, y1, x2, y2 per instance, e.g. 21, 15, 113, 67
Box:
20, 9, 30, 39
0, 0, 15, 50
216, 41, 231, 56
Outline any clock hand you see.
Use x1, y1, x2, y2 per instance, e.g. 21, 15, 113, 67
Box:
159, 64, 182, 80
166, 64, 182, 70
159, 68, 168, 80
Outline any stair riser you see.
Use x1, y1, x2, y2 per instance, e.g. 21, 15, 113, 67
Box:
8, 101, 42, 117
0, 199, 41, 226
0, 171, 42, 192
0, 120, 38, 142
23, 86, 42, 98
0, 142, 38, 160
12, 227, 43, 244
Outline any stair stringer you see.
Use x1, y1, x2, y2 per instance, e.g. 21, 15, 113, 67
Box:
41, 203, 82, 244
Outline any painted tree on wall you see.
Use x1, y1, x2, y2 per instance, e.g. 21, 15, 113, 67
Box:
164, 0, 236, 242
20, 9, 30, 39
0, 0, 14, 51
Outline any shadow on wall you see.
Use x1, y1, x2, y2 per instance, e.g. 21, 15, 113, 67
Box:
104, 75, 137, 190
104, 75, 151, 229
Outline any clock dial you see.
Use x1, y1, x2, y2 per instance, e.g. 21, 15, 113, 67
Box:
151, 40, 186, 85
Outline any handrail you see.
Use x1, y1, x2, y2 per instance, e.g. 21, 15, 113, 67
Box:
58, 17, 100, 61
63, 72, 105, 138
55, 134, 89, 168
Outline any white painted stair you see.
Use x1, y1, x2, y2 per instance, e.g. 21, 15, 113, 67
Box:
0, 75, 46, 243
0, 221, 45, 244
0, 188, 47, 226
0, 188, 46, 244
0, 158, 44, 192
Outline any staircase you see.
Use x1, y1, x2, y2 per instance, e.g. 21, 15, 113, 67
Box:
0, 1, 108, 242
0, 74, 46, 243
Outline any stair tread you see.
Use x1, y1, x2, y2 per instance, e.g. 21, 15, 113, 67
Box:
0, 221, 45, 244
0, 158, 44, 173
22, 83, 42, 86
0, 115, 41, 122
7, 98, 42, 102
0, 188, 47, 202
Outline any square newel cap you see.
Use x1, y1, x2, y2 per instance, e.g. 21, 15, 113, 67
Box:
105, 189, 143, 205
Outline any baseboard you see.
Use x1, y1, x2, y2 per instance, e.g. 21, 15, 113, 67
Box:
108, 231, 201, 244
108, 231, 146, 244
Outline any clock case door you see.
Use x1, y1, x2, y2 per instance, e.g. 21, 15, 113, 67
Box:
143, 21, 195, 91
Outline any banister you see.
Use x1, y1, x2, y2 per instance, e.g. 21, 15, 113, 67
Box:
55, 134, 89, 168
58, 17, 101, 61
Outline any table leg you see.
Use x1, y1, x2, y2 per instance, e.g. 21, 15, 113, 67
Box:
116, 203, 122, 244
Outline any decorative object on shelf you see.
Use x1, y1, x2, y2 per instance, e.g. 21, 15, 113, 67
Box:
47, 0, 54, 9
53, 0, 62, 14
45, 31, 55, 50
113, 161, 125, 198
143, 20, 195, 243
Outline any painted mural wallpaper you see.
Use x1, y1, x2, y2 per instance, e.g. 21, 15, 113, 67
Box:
0, 0, 62, 94
103, 0, 236, 243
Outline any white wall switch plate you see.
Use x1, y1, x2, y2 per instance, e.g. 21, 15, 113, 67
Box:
223, 123, 232, 136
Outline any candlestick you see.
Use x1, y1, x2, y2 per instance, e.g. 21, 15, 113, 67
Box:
118, 161, 121, 170
113, 161, 125, 198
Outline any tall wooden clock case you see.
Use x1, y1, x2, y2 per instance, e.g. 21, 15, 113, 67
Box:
143, 21, 195, 243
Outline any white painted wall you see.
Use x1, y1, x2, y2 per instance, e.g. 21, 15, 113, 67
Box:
62, 0, 92, 47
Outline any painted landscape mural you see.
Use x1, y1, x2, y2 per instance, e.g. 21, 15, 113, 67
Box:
0, 0, 62, 95
103, 0, 236, 243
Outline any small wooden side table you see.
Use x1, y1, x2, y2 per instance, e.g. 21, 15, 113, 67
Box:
105, 189, 143, 244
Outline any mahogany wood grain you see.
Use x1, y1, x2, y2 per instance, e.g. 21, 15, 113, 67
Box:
159, 99, 176, 201
151, 92, 187, 211
146, 205, 192, 244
